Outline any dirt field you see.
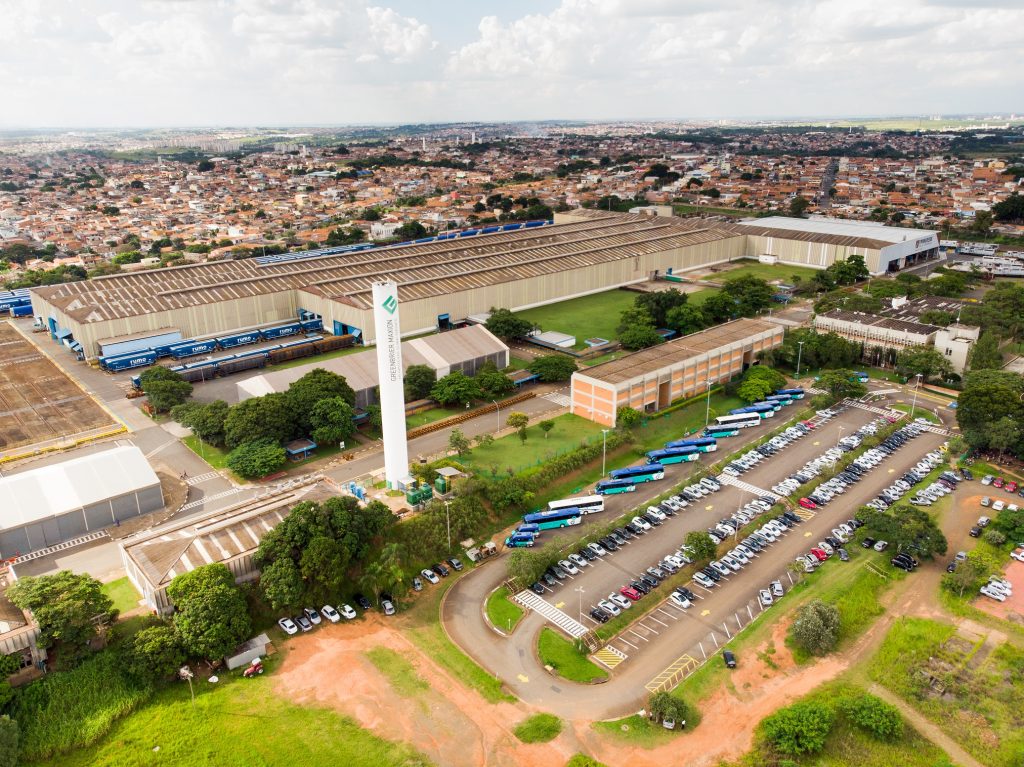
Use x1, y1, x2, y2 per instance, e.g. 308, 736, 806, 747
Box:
0, 322, 117, 454
974, 559, 1024, 622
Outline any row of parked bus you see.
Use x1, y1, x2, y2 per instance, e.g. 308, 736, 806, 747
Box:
100, 318, 325, 372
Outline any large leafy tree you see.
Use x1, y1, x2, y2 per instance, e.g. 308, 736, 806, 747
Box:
139, 367, 193, 413
258, 557, 304, 611
618, 306, 662, 350
859, 504, 948, 559
166, 564, 251, 661
484, 307, 534, 341
761, 702, 835, 756
816, 369, 867, 399
722, 275, 774, 316
684, 531, 717, 563
403, 364, 437, 400
7, 571, 115, 662
172, 400, 229, 446
308, 396, 357, 445
476, 366, 515, 398
666, 303, 707, 336
957, 369, 1024, 453
968, 331, 1003, 371
124, 625, 186, 682
226, 439, 287, 479
700, 291, 738, 324
634, 289, 689, 328
529, 355, 578, 382
223, 393, 297, 449
737, 377, 773, 403
286, 368, 356, 433
791, 600, 840, 655
431, 370, 482, 406
894, 346, 952, 382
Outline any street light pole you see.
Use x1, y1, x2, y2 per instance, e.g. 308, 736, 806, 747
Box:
910, 373, 923, 418
601, 429, 609, 475
575, 585, 585, 624
704, 379, 712, 427
444, 500, 451, 551
795, 341, 804, 378
492, 400, 500, 432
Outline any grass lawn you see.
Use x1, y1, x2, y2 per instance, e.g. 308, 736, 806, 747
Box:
630, 393, 746, 453
537, 628, 608, 683
485, 586, 524, 632
699, 259, 821, 285
406, 405, 464, 430
182, 434, 230, 470
39, 670, 431, 767
513, 713, 563, 743
102, 577, 141, 614
364, 647, 430, 697
592, 714, 678, 747
516, 290, 636, 349
460, 413, 605, 474
888, 403, 939, 422
685, 287, 720, 306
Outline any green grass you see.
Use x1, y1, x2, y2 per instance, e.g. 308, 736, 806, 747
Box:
406, 406, 466, 430
815, 560, 900, 649
868, 617, 957, 699
592, 714, 678, 746
685, 287, 721, 306
101, 577, 141, 614
485, 586, 524, 632
364, 647, 430, 697
182, 434, 230, 470
673, 204, 762, 218
698, 259, 821, 285
516, 290, 636, 349
460, 413, 605, 474
888, 403, 939, 423
630, 393, 746, 453
513, 713, 563, 743
34, 667, 432, 767
566, 755, 610, 767
537, 628, 608, 683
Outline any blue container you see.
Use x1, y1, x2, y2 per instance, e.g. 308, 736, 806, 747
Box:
216, 331, 261, 349
168, 340, 218, 359
260, 322, 301, 340
10, 304, 33, 317
102, 351, 157, 371
299, 318, 323, 332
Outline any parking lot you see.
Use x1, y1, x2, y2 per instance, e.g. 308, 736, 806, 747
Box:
523, 403, 950, 689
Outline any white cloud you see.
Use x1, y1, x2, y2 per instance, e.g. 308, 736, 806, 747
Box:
0, 0, 1020, 126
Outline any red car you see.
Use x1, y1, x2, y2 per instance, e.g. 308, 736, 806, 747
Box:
1006, 481, 1018, 493
994, 477, 1005, 488
798, 498, 817, 510
809, 548, 828, 562
802, 420, 817, 429
619, 586, 643, 601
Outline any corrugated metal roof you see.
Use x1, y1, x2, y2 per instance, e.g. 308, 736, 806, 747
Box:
733, 216, 938, 250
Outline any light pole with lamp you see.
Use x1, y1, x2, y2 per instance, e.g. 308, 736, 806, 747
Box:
910, 373, 923, 418
795, 341, 805, 378
601, 429, 610, 475
492, 400, 500, 433
443, 500, 451, 551
704, 379, 713, 427
575, 585, 585, 624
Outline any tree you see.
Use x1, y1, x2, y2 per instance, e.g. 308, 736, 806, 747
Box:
259, 556, 305, 611
618, 306, 662, 350
485, 307, 534, 341
791, 600, 840, 656
7, 571, 115, 663
992, 507, 1024, 542
895, 346, 953, 382
817, 369, 867, 399
942, 549, 1001, 597
124, 625, 186, 682
431, 371, 482, 406
969, 331, 1003, 371
617, 406, 643, 429
223, 393, 297, 449
988, 416, 1021, 460
859, 505, 948, 560
166, 564, 251, 661
743, 365, 787, 393
842, 693, 903, 740
172, 400, 229, 446
700, 291, 739, 324
404, 364, 437, 400
286, 368, 356, 433
197, 159, 215, 172
634, 289, 689, 328
308, 397, 356, 445
226, 439, 286, 479
957, 370, 1024, 453
684, 531, 717, 563
722, 275, 774, 317
788, 196, 811, 217
666, 303, 707, 336
394, 221, 427, 240
507, 411, 529, 443
448, 428, 471, 456
971, 210, 993, 236
539, 420, 555, 439
761, 701, 835, 756
993, 193, 1024, 224
737, 377, 773, 403
0, 716, 19, 767
830, 254, 869, 284
138, 367, 193, 413
476, 367, 515, 398
648, 690, 690, 725
529, 355, 578, 382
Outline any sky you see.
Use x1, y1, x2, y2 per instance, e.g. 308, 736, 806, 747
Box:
1, 0, 1022, 127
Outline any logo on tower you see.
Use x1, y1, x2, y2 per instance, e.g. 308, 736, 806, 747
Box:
382, 295, 397, 314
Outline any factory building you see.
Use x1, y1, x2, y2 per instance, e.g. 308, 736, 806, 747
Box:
236, 324, 508, 408
0, 446, 164, 558
571, 319, 784, 427
733, 216, 939, 275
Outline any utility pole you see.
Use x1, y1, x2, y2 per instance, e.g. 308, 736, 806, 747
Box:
795, 341, 805, 378
910, 373, 923, 418
601, 429, 609, 475
444, 500, 451, 551
704, 379, 713, 427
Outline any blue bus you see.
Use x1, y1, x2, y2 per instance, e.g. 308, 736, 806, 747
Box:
609, 464, 666, 483
665, 436, 718, 453
517, 523, 540, 536
776, 388, 805, 399
729, 405, 775, 419
647, 447, 701, 465
522, 508, 583, 530
505, 532, 536, 548
765, 394, 793, 406
752, 401, 783, 411
595, 478, 637, 495
703, 426, 740, 439
851, 371, 869, 383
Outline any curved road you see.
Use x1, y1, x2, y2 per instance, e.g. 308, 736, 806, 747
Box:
443, 388, 954, 718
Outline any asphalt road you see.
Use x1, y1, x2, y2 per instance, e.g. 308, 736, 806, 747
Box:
443, 397, 951, 718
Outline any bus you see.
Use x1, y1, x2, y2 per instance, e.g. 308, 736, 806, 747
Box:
665, 436, 718, 453
752, 401, 783, 411
608, 464, 666, 483
851, 371, 870, 383
730, 405, 775, 418
522, 508, 583, 530
715, 413, 762, 429
595, 478, 637, 495
548, 494, 605, 515
505, 532, 536, 548
517, 523, 540, 536
646, 447, 701, 465
765, 394, 793, 406
776, 388, 805, 399
703, 426, 739, 439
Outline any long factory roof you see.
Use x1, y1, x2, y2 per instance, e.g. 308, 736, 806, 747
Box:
32, 215, 739, 324
732, 216, 938, 251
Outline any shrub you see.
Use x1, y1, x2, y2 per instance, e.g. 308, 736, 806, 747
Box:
982, 529, 1007, 547
791, 599, 841, 656
842, 693, 904, 740
513, 713, 562, 743
226, 439, 287, 479
761, 701, 835, 755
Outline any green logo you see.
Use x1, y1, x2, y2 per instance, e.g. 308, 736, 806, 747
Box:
381, 295, 397, 314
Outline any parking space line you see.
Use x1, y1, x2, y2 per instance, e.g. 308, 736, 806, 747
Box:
648, 615, 669, 627
657, 607, 679, 620
638, 622, 660, 635
618, 638, 638, 650
627, 629, 649, 642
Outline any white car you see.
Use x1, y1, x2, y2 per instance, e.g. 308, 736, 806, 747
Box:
558, 559, 580, 576
873, 540, 889, 552
721, 555, 743, 572
993, 500, 1006, 512
1011, 548, 1024, 563
588, 542, 608, 557
758, 589, 774, 608
770, 580, 784, 598
664, 554, 686, 568
647, 506, 667, 521
669, 592, 692, 609
980, 585, 1006, 602
608, 592, 632, 610
321, 605, 341, 623
421, 568, 440, 585
340, 604, 358, 620
988, 577, 1012, 593
598, 599, 621, 617
632, 516, 652, 531
693, 572, 716, 588
278, 617, 299, 635
568, 553, 589, 569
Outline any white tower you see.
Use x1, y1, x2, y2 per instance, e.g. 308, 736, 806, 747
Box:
371, 281, 409, 488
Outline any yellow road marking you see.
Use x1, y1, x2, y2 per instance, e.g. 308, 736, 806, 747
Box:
555, 602, 565, 609
700, 609, 711, 616
804, 531, 813, 537
517, 674, 529, 683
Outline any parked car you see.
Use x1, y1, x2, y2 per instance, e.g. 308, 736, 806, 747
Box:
433, 563, 450, 578
296, 614, 313, 631
770, 580, 784, 598
321, 605, 341, 623
339, 604, 357, 620
589, 607, 611, 623
447, 557, 464, 572
421, 568, 440, 585
381, 595, 396, 616
411, 577, 423, 592
278, 617, 298, 635
873, 540, 889, 552
620, 586, 643, 601
304, 607, 322, 625
354, 593, 372, 610
758, 589, 774, 608
723, 649, 737, 668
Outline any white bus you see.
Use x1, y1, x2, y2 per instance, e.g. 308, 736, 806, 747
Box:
715, 413, 763, 429
548, 494, 605, 514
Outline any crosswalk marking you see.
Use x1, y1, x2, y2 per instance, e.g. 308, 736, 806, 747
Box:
512, 590, 589, 638
716, 473, 772, 497
185, 471, 220, 486
593, 645, 628, 669
543, 391, 571, 407
178, 487, 247, 512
